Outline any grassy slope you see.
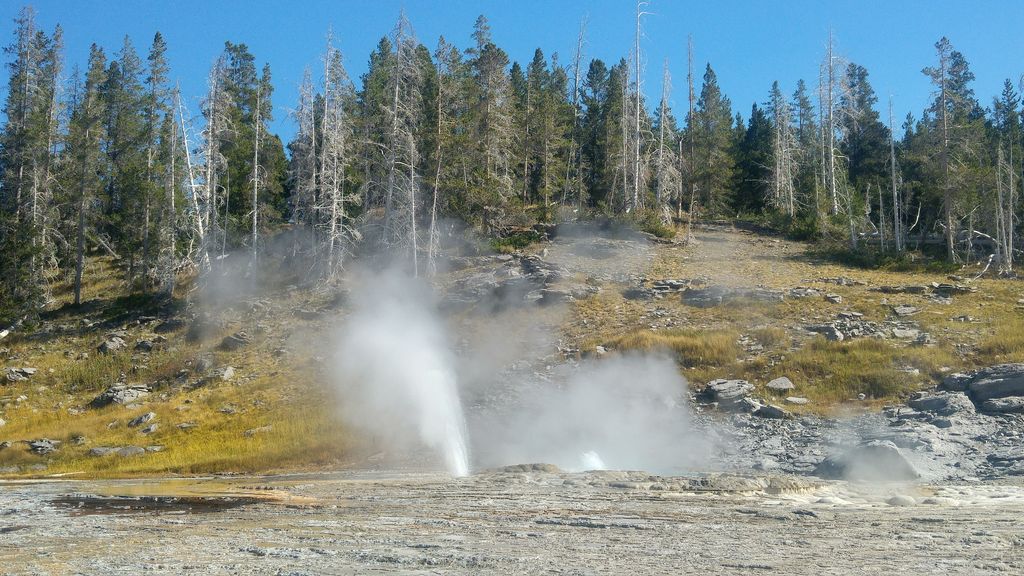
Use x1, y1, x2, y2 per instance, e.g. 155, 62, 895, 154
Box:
570, 228, 1024, 411
1, 257, 352, 477
3, 228, 1024, 476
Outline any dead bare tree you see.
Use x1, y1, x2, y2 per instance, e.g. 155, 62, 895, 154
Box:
381, 13, 424, 275
655, 60, 679, 219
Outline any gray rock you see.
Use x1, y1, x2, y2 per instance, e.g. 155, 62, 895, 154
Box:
892, 305, 920, 317
814, 440, 919, 481
140, 423, 158, 435
134, 340, 154, 352
907, 392, 975, 416
701, 379, 755, 407
892, 328, 921, 339
88, 446, 117, 457
4, 367, 36, 382
28, 438, 60, 455
785, 397, 809, 405
97, 336, 127, 354
766, 377, 795, 393
979, 397, 1024, 414
957, 364, 1024, 402
825, 294, 843, 304
219, 331, 252, 351
92, 385, 150, 407
128, 412, 156, 428
244, 425, 273, 437
753, 404, 792, 419
0, 417, 5, 427
116, 446, 145, 457
807, 325, 844, 341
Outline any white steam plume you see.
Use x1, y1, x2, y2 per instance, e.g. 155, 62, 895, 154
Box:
333, 269, 469, 476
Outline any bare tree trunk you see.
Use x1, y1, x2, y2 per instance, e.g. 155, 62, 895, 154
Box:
251, 83, 262, 264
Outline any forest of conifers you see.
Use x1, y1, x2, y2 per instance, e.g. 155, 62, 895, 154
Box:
1, 7, 1021, 321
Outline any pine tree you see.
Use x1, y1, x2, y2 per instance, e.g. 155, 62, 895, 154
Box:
66, 45, 108, 305
0, 8, 63, 317
693, 63, 734, 215
467, 15, 513, 202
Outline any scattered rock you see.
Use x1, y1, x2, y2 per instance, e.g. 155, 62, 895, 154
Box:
825, 294, 843, 304
907, 392, 975, 416
807, 325, 844, 341
978, 397, 1024, 414
789, 287, 821, 298
892, 328, 921, 339
195, 356, 215, 373
874, 285, 928, 295
244, 425, 273, 437
219, 331, 252, 351
814, 440, 919, 481
88, 447, 117, 457
116, 446, 145, 457
97, 336, 127, 354
28, 438, 60, 455
128, 412, 156, 428
891, 305, 919, 317
4, 367, 36, 383
153, 318, 186, 334
91, 384, 150, 407
700, 379, 755, 408
140, 424, 158, 435
958, 364, 1024, 402
766, 377, 795, 393
0, 418, 5, 427
784, 397, 809, 405
683, 286, 784, 308
134, 340, 154, 352
753, 404, 792, 419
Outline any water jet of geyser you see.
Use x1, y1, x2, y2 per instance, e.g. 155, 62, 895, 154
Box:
333, 270, 470, 477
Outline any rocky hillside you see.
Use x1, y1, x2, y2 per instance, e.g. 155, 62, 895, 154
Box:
2, 224, 1024, 478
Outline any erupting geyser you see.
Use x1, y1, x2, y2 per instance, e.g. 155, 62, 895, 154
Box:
333, 270, 470, 477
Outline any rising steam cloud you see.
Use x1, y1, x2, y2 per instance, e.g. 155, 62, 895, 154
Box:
333, 268, 469, 476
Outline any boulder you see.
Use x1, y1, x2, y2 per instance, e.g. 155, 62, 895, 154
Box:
814, 440, 919, 481
134, 340, 154, 352
978, 397, 1024, 414
219, 331, 252, 351
892, 328, 921, 339
88, 446, 118, 457
153, 318, 186, 334
766, 377, 795, 393
907, 392, 975, 416
128, 412, 156, 428
97, 336, 127, 354
116, 446, 145, 457
784, 397, 809, 405
753, 404, 792, 419
4, 367, 36, 383
140, 423, 158, 435
957, 364, 1024, 401
825, 294, 843, 304
91, 384, 150, 407
807, 324, 844, 341
28, 438, 60, 455
892, 305, 919, 317
701, 379, 754, 407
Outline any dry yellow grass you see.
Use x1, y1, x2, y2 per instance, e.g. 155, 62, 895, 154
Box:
598, 328, 740, 367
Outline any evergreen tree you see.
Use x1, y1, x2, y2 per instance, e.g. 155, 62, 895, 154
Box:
732, 102, 771, 214
0, 8, 63, 317
65, 45, 108, 305
693, 63, 734, 214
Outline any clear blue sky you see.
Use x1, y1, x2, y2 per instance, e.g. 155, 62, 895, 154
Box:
3, 1, 1022, 141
